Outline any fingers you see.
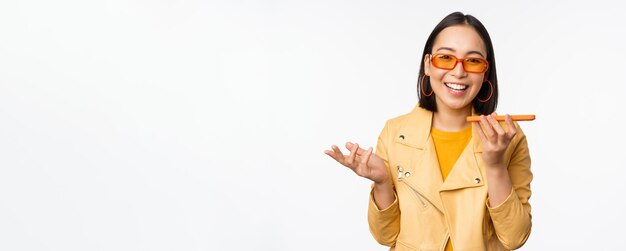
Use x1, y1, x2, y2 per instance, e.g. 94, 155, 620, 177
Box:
476, 113, 519, 166
474, 122, 487, 142
475, 113, 518, 147
345, 142, 367, 156
479, 115, 495, 138
487, 114, 505, 136
360, 147, 373, 166
354, 147, 373, 177
330, 145, 345, 163
505, 114, 517, 138
347, 143, 359, 165
325, 142, 374, 171
323, 150, 334, 157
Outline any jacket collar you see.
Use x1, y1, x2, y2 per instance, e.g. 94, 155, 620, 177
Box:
395, 104, 483, 153
393, 104, 432, 149
394, 104, 486, 212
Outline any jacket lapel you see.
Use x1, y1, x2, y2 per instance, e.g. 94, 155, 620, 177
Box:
394, 105, 445, 212
440, 110, 485, 192
394, 106, 487, 213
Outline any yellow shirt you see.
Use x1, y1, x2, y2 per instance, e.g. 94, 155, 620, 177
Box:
431, 125, 472, 251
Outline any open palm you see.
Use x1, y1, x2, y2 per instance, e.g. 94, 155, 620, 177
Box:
324, 142, 389, 184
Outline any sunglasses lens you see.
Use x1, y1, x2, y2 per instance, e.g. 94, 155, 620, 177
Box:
432, 54, 456, 69
463, 58, 488, 73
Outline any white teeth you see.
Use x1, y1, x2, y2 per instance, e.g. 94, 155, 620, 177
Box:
445, 82, 468, 90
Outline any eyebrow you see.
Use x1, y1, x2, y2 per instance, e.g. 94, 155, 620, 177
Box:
436, 47, 486, 58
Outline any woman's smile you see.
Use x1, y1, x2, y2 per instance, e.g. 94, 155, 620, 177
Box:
443, 82, 469, 96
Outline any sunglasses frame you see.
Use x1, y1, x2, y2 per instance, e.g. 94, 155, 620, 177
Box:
429, 53, 489, 73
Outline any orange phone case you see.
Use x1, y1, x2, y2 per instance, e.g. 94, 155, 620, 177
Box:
466, 115, 535, 122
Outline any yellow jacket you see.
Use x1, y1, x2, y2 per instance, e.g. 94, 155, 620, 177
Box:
368, 105, 532, 251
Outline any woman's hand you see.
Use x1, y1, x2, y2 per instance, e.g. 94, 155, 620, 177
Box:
474, 113, 517, 167
475, 113, 518, 207
324, 142, 389, 184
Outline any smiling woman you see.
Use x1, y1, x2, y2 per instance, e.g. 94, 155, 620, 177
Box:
419, 14, 498, 117
325, 12, 532, 251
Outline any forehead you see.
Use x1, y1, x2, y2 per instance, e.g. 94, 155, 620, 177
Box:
432, 25, 487, 56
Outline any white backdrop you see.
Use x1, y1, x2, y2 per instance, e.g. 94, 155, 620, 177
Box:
1, 0, 625, 250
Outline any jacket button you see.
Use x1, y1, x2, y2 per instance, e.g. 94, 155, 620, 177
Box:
399, 135, 405, 140
474, 178, 481, 184
405, 172, 411, 177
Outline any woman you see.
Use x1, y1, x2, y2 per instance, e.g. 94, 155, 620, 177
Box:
324, 12, 532, 251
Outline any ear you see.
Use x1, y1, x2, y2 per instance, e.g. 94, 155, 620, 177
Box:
423, 54, 431, 76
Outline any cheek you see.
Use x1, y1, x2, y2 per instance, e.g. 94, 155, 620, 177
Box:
428, 70, 447, 82
470, 77, 486, 93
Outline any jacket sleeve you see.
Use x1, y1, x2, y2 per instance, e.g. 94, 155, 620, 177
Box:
367, 121, 401, 246
487, 124, 533, 250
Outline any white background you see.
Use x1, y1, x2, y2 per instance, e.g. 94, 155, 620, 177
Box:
1, 0, 625, 250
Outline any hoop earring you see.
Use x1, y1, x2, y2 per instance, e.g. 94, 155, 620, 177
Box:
420, 74, 433, 97
477, 80, 493, 103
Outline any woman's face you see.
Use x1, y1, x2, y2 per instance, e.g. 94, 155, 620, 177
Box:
424, 24, 488, 113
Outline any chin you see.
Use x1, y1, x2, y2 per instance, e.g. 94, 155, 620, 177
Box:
439, 100, 472, 111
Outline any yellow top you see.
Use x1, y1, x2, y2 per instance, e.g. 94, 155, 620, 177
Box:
431, 125, 472, 251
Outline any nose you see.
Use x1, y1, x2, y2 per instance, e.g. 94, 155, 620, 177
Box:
450, 60, 467, 77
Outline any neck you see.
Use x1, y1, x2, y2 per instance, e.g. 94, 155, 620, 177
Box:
432, 105, 472, 132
